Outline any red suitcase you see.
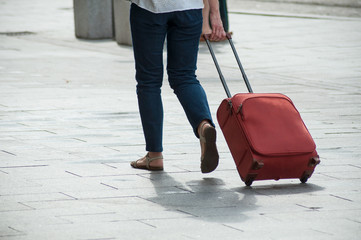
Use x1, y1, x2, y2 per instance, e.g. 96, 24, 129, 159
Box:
204, 34, 320, 186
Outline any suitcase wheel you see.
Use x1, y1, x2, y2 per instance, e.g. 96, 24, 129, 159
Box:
300, 175, 309, 183
244, 174, 257, 186
300, 170, 312, 183
245, 179, 253, 186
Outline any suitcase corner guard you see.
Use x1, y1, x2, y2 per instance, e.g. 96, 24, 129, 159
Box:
252, 159, 264, 170
309, 157, 320, 167
242, 160, 264, 187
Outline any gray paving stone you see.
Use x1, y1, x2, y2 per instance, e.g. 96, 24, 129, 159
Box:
1, 0, 361, 239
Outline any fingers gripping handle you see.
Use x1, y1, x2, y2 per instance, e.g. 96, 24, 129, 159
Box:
203, 34, 253, 95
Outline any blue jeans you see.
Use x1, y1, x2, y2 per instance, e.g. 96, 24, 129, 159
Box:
130, 4, 214, 152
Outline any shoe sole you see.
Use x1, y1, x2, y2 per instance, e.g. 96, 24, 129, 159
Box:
201, 126, 219, 173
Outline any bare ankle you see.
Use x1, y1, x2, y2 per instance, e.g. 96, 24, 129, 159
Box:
198, 120, 211, 136
148, 152, 163, 158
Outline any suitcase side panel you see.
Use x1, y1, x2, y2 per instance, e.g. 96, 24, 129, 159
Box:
232, 93, 316, 156
249, 150, 319, 181
217, 99, 254, 180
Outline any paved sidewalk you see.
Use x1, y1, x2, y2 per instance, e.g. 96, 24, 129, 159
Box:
1, 0, 361, 239
228, 0, 361, 17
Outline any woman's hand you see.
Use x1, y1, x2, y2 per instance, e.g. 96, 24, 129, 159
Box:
209, 10, 226, 41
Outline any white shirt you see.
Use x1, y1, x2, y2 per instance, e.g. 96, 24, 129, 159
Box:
131, 0, 204, 13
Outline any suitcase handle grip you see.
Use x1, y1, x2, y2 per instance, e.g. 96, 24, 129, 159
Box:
203, 34, 253, 96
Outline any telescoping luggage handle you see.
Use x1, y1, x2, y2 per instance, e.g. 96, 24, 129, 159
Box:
203, 33, 253, 97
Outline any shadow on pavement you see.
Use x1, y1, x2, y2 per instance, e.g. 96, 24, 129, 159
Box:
233, 182, 325, 196
146, 171, 323, 223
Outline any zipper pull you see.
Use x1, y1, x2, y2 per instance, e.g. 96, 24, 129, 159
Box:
237, 104, 244, 120
227, 100, 233, 115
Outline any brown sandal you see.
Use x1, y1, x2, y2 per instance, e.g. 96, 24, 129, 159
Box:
130, 153, 164, 171
199, 122, 219, 173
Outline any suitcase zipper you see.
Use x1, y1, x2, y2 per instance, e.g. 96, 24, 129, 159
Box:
227, 100, 233, 115
233, 96, 316, 156
236, 104, 244, 120
235, 95, 294, 121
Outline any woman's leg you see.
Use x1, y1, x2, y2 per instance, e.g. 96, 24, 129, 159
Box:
166, 9, 215, 137
167, 9, 219, 173
130, 4, 167, 153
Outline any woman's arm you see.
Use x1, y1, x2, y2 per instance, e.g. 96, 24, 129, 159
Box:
206, 0, 226, 41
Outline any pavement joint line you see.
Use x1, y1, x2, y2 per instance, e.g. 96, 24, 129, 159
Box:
175, 209, 199, 218
136, 219, 159, 229
252, 0, 361, 8
3, 226, 26, 237
59, 192, 78, 200
72, 137, 87, 142
0, 169, 9, 174
349, 164, 361, 169
79, 238, 116, 240
229, 10, 361, 21
56, 212, 117, 218
0, 164, 48, 168
64, 170, 82, 177
0, 31, 36, 36
103, 146, 122, 152
310, 228, 334, 236
17, 202, 36, 211
175, 186, 195, 194
295, 203, 322, 211
101, 162, 118, 169
347, 217, 361, 224
1, 150, 16, 156
221, 224, 245, 232
100, 183, 119, 190
329, 194, 353, 202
